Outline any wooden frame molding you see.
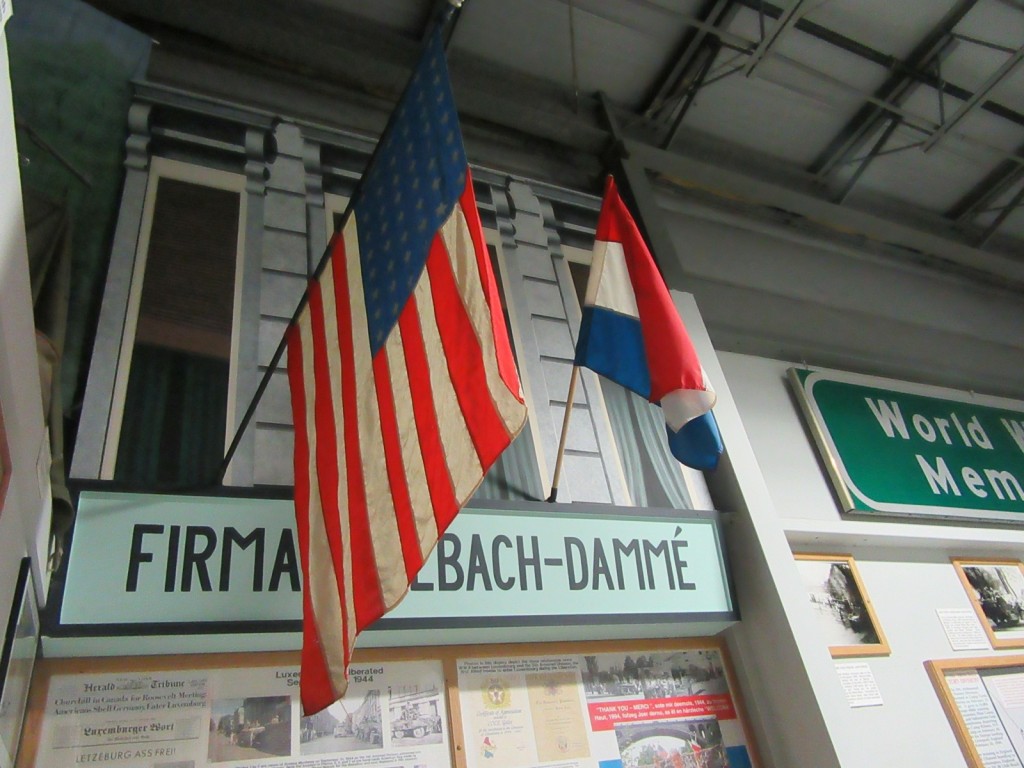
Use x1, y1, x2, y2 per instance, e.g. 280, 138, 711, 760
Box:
793, 553, 890, 658
952, 557, 1024, 650
17, 638, 760, 768
926, 654, 1024, 768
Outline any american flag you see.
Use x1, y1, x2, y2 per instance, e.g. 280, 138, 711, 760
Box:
286, 27, 527, 715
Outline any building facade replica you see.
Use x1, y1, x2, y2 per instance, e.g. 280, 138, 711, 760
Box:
3, 2, 1024, 767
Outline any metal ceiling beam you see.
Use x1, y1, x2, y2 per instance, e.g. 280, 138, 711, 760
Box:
839, 139, 924, 168
642, 0, 736, 120
952, 32, 1019, 54
764, 52, 1024, 172
635, 38, 1024, 174
663, 39, 721, 149
833, 117, 902, 204
730, 0, 1024, 130
806, 0, 979, 176
421, 0, 465, 45
625, 0, 1024, 175
922, 44, 1024, 151
978, 181, 1024, 246
743, 0, 808, 76
620, 137, 1024, 285
947, 142, 1024, 222
600, 92, 689, 290
86, 0, 1024, 255
631, 0, 1024, 172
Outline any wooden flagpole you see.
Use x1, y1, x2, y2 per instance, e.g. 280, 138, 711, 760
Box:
546, 364, 581, 502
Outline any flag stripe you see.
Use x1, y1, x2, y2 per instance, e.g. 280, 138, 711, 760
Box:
589, 241, 640, 319
440, 200, 526, 440
412, 269, 483, 509
425, 236, 510, 469
372, 350, 426, 581
331, 222, 386, 628
315, 261, 358, 687
302, 291, 351, 700
607, 191, 705, 404
661, 386, 716, 431
287, 322, 335, 715
577, 306, 650, 397
397, 303, 459, 527
384, 328, 439, 559
343, 219, 408, 611
456, 173, 522, 399
667, 410, 723, 471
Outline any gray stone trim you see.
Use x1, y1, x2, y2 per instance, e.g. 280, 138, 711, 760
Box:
71, 103, 153, 479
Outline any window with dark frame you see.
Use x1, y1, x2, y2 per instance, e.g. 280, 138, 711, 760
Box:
114, 177, 241, 487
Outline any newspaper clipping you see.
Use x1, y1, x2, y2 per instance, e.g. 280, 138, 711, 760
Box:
36, 660, 449, 768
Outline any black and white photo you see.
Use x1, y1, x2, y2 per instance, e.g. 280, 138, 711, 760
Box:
795, 554, 889, 657
954, 559, 1024, 649
300, 689, 384, 755
208, 695, 291, 762
580, 650, 729, 701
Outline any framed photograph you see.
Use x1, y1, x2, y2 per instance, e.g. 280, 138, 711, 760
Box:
16, 639, 762, 768
952, 558, 1024, 649
794, 553, 890, 657
0, 558, 39, 767
926, 654, 1024, 768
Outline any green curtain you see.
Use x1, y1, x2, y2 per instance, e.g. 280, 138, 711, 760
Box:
115, 344, 227, 487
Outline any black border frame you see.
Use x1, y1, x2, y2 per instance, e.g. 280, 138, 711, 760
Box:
0, 557, 37, 765
0, 559, 31, 698
44, 481, 738, 640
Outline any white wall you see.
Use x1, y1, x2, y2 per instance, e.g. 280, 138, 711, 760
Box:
721, 351, 1024, 768
0, 31, 49, 617
675, 296, 847, 768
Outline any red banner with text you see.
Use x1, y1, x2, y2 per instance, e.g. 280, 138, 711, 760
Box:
588, 694, 737, 731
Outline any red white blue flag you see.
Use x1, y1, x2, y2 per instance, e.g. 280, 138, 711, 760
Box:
287, 26, 527, 715
574, 176, 722, 470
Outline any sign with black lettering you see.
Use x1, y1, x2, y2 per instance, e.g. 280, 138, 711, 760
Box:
57, 492, 734, 646
61, 494, 301, 626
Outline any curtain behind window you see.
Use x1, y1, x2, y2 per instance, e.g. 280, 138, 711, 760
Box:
115, 177, 240, 486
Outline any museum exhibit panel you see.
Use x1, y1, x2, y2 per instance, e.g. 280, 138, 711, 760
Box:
2, 1, 1024, 767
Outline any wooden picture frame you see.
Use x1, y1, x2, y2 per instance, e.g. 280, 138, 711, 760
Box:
446, 638, 762, 768
793, 553, 889, 657
952, 558, 1024, 649
15, 638, 761, 768
926, 655, 1024, 768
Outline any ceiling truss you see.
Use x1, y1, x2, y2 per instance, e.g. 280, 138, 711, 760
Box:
628, 0, 1024, 244
77, 0, 1024, 258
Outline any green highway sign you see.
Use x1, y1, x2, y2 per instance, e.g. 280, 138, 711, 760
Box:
789, 368, 1024, 522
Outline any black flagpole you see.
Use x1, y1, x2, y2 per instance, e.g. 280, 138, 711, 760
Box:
216, 0, 466, 485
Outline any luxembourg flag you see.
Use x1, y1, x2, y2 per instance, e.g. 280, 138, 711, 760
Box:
574, 176, 722, 471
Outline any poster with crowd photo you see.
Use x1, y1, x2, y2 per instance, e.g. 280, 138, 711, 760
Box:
455, 649, 754, 768
33, 660, 451, 768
